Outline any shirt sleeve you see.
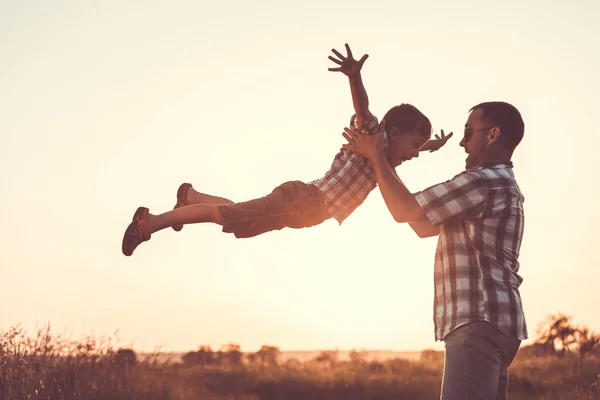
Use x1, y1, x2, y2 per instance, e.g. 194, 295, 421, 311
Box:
413, 171, 488, 226
350, 112, 379, 135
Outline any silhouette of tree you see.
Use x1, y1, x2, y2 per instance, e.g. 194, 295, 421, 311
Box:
349, 349, 368, 365
182, 345, 214, 366
574, 327, 600, 359
420, 349, 444, 364
314, 350, 338, 368
218, 343, 243, 366
114, 348, 136, 366
535, 313, 578, 356
251, 345, 280, 367
284, 358, 301, 370
534, 313, 600, 359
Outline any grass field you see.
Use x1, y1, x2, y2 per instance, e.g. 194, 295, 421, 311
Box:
1, 325, 599, 400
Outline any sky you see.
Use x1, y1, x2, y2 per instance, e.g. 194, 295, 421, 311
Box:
1, 0, 599, 353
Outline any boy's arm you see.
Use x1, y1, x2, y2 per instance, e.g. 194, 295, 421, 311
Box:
328, 44, 372, 128
420, 130, 454, 152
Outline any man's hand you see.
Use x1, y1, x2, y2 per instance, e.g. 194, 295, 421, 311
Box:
420, 129, 454, 152
342, 120, 387, 161
328, 43, 369, 78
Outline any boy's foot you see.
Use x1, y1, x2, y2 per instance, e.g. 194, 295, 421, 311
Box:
122, 206, 151, 256
172, 183, 192, 232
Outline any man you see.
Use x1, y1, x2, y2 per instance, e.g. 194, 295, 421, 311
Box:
342, 102, 527, 399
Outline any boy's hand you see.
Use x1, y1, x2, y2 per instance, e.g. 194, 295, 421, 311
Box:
421, 129, 454, 152
328, 43, 369, 78
342, 120, 387, 161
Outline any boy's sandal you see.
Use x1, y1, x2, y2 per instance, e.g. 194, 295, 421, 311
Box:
122, 207, 151, 256
172, 183, 192, 232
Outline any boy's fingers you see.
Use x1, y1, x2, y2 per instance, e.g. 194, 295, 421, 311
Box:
331, 48, 345, 60
345, 43, 353, 58
435, 134, 440, 140
328, 67, 342, 72
342, 132, 353, 143
328, 56, 342, 65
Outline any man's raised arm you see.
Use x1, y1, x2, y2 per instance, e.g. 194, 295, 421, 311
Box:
389, 169, 440, 238
342, 121, 429, 223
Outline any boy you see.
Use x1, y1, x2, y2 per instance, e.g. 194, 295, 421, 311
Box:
122, 44, 452, 256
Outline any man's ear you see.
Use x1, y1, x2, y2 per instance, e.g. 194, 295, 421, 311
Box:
487, 127, 501, 145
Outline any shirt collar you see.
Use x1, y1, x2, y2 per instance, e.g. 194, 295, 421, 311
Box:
469, 161, 513, 171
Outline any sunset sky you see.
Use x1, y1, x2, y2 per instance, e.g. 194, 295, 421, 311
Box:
1, 0, 599, 353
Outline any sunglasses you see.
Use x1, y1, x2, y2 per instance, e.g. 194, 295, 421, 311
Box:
463, 126, 495, 142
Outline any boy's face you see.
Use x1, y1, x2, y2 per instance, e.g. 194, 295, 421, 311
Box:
386, 129, 429, 167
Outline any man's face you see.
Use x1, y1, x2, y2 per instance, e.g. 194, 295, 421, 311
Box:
461, 109, 492, 169
387, 130, 428, 167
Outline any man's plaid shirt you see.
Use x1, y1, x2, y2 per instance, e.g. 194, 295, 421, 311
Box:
414, 162, 528, 341
311, 113, 384, 224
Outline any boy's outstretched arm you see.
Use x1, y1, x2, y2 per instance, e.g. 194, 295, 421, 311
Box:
328, 44, 372, 128
420, 129, 454, 152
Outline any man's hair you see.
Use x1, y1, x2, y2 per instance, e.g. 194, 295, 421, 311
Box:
470, 101, 524, 150
382, 104, 432, 139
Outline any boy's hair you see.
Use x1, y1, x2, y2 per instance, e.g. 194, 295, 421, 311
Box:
470, 101, 524, 150
382, 104, 432, 139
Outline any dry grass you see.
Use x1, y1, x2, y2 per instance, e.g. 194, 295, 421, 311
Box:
1, 325, 599, 400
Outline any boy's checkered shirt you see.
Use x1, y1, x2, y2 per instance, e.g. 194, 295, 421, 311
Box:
311, 113, 384, 224
414, 163, 528, 341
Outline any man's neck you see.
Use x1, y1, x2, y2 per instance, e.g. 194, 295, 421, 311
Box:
480, 149, 513, 166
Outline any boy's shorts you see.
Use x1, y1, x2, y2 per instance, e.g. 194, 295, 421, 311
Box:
218, 181, 331, 238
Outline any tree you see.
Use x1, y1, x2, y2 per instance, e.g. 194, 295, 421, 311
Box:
420, 349, 444, 364
314, 350, 339, 368
218, 343, 243, 366
535, 313, 578, 356
251, 345, 280, 367
182, 345, 214, 366
574, 327, 600, 360
349, 349, 368, 365
114, 348, 137, 366
534, 313, 600, 359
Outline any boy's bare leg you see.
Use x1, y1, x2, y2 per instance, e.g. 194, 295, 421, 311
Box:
122, 202, 230, 256
148, 204, 224, 235
172, 183, 235, 232
185, 187, 234, 206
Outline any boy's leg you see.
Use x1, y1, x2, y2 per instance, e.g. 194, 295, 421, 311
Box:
172, 183, 234, 232
219, 181, 330, 238
122, 181, 330, 256
180, 183, 235, 206
122, 204, 224, 256
149, 204, 224, 234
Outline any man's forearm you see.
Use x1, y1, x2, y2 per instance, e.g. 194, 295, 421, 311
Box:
349, 73, 370, 127
370, 154, 427, 223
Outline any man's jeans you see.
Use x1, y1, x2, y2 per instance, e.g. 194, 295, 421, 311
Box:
441, 321, 522, 400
